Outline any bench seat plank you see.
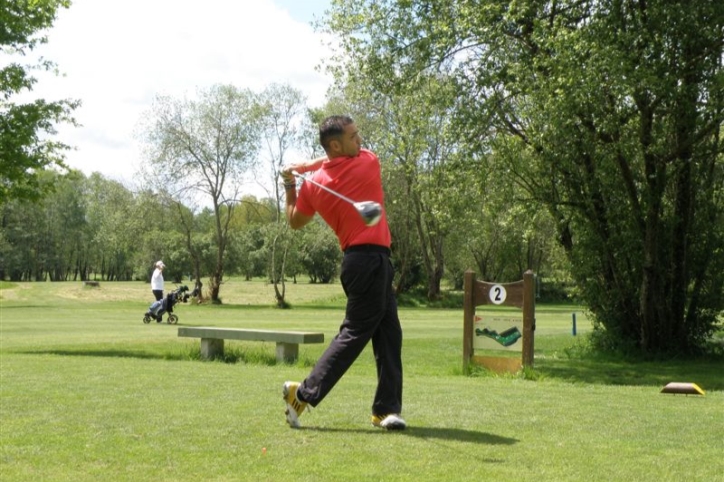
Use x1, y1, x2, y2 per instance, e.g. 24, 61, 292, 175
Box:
178, 327, 324, 362
178, 327, 324, 344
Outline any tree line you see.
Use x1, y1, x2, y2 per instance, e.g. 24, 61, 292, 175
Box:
0, 138, 558, 295
0, 168, 344, 286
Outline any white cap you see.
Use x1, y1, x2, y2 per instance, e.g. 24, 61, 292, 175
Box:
156, 260, 165, 268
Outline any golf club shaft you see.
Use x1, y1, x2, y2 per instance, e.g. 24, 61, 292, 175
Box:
292, 171, 357, 205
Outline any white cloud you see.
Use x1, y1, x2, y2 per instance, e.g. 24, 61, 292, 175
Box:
22, 0, 333, 187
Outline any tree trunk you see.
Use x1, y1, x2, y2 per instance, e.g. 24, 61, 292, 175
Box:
426, 240, 444, 301
669, 48, 699, 351
271, 230, 288, 308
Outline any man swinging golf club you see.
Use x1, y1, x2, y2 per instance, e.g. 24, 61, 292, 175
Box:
280, 115, 405, 430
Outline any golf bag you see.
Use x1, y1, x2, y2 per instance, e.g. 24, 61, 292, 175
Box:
143, 285, 197, 324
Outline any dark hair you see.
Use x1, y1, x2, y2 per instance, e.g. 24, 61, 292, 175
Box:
319, 115, 354, 151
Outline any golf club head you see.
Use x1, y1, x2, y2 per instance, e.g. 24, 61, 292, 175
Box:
354, 201, 382, 227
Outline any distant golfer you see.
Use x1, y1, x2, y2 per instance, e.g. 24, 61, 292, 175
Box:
151, 260, 165, 301
280, 115, 405, 430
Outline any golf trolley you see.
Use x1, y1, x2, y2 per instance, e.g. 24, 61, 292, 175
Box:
143, 285, 197, 324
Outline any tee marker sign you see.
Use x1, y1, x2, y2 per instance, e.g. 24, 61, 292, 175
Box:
463, 270, 536, 374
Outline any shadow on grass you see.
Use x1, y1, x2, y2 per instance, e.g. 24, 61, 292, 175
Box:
537, 356, 724, 391
301, 426, 518, 446
18, 348, 186, 361
16, 347, 316, 367
213, 303, 345, 311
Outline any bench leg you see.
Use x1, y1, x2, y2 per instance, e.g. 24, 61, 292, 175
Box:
276, 342, 299, 362
200, 338, 224, 360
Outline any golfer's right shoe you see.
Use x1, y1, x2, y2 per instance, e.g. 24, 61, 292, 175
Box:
371, 413, 407, 430
283, 381, 307, 429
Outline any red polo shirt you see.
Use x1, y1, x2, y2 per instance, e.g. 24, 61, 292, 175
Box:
296, 149, 391, 250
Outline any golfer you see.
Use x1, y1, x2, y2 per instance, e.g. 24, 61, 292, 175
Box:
151, 260, 165, 301
280, 115, 405, 430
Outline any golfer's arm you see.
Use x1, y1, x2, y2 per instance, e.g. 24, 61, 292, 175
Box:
284, 187, 314, 230
281, 155, 324, 229
287, 156, 327, 175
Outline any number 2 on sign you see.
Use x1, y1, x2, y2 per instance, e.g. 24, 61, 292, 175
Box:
489, 284, 507, 305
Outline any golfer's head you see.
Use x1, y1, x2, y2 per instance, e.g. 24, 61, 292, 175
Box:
320, 115, 361, 158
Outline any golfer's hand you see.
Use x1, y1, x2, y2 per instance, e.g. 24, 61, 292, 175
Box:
280, 168, 295, 184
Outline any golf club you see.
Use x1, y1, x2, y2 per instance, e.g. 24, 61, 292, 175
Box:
291, 171, 382, 227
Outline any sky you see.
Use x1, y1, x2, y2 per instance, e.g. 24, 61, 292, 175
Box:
21, 0, 334, 188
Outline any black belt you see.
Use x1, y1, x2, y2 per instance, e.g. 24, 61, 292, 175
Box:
344, 244, 391, 256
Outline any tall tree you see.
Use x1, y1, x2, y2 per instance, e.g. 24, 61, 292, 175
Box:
0, 192, 44, 280
257, 84, 308, 307
323, 0, 724, 354
86, 174, 139, 281
140, 85, 263, 302
0, 0, 79, 203
40, 169, 88, 281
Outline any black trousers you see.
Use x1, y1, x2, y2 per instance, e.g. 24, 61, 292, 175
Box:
297, 245, 403, 416
152, 290, 163, 301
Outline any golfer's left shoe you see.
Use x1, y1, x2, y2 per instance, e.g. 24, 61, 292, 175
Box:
371, 413, 406, 430
282, 381, 307, 429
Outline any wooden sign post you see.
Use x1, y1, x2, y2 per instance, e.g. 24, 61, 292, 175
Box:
463, 270, 536, 374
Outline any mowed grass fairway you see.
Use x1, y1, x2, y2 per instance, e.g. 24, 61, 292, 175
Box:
1, 280, 722, 482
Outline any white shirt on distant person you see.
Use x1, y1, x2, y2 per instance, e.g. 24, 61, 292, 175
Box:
151, 263, 165, 291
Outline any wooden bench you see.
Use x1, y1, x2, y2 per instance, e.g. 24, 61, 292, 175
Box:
83, 281, 100, 288
177, 327, 324, 362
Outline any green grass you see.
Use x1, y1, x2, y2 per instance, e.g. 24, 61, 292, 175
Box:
1, 280, 722, 481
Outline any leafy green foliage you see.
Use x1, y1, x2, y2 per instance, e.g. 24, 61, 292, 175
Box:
0, 0, 79, 203
322, 0, 724, 355
298, 220, 341, 283
321, 8, 570, 301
